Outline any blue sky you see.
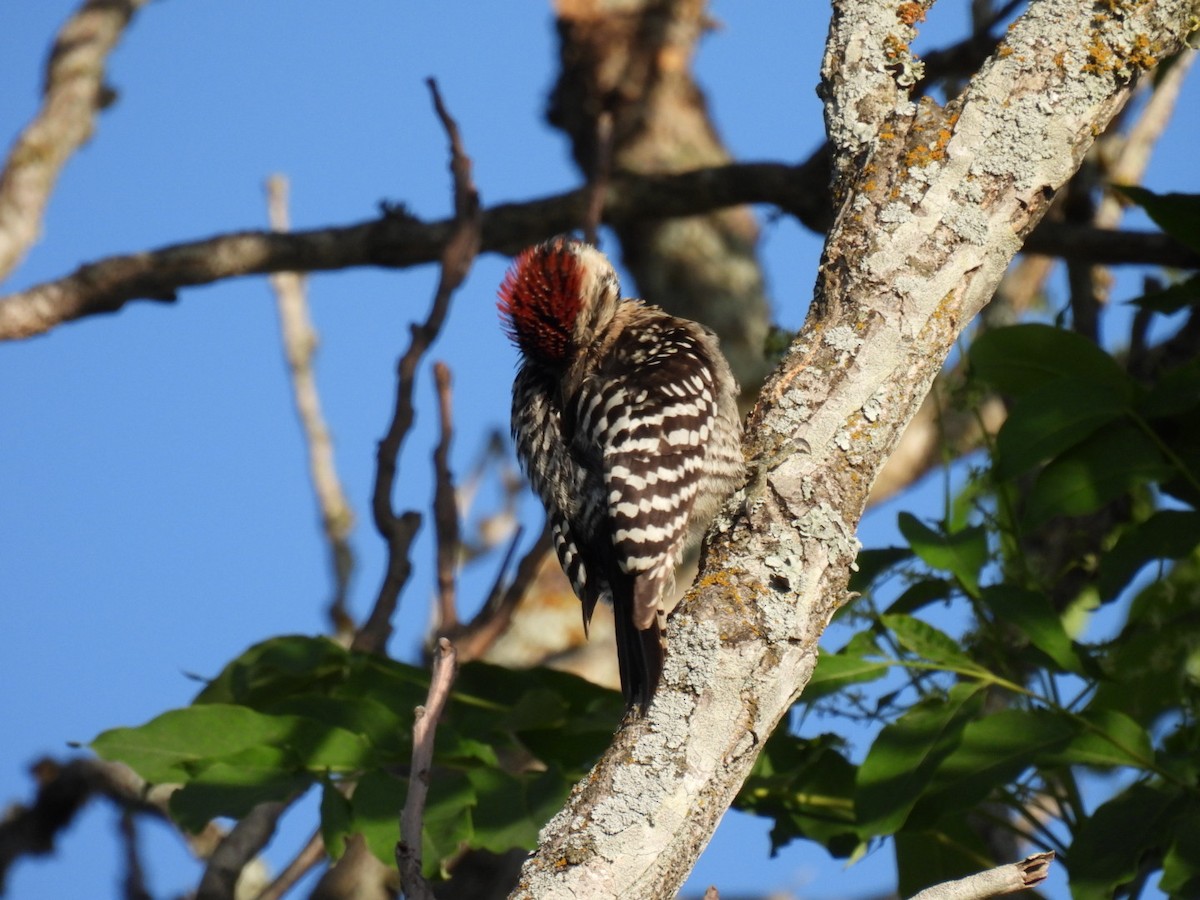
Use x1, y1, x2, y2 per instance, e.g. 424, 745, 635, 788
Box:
1, 3, 1196, 898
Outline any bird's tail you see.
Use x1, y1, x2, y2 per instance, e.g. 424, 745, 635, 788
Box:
613, 605, 665, 712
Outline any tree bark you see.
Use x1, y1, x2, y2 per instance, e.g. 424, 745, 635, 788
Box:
509, 1, 1199, 897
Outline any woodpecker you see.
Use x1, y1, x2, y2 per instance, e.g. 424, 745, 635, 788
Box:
498, 236, 744, 711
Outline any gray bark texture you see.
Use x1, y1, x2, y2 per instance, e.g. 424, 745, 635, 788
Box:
509, 1, 1200, 897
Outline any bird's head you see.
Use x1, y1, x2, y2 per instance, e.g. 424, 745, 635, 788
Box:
498, 236, 622, 366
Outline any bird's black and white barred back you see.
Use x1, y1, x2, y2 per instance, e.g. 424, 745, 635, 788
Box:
500, 236, 744, 711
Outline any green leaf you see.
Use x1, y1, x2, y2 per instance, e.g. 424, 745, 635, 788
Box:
1092, 557, 1200, 724
268, 695, 408, 760
92, 705, 325, 784
895, 819, 994, 898
980, 585, 1089, 674
882, 614, 988, 675
169, 746, 311, 831
1098, 510, 1200, 602
969, 323, 1131, 397
319, 782, 355, 861
737, 733, 860, 857
1114, 186, 1200, 254
994, 377, 1130, 478
1045, 709, 1155, 770
467, 766, 570, 854
1140, 357, 1200, 418
195, 635, 356, 706
897, 514, 987, 598
340, 769, 413, 872
1129, 273, 1200, 314
803, 648, 891, 701
884, 578, 953, 616
1161, 807, 1200, 898
912, 709, 1075, 824
849, 547, 913, 594
1023, 422, 1171, 528
855, 682, 984, 835
1069, 783, 1182, 900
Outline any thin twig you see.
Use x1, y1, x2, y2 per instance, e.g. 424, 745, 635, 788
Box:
397, 637, 459, 900
266, 174, 357, 639
0, 0, 152, 282
432, 361, 460, 634
907, 851, 1055, 900
254, 829, 325, 900
352, 78, 482, 655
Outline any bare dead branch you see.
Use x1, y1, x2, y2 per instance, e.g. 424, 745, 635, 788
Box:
266, 174, 357, 638
0, 756, 222, 893
255, 829, 325, 900
352, 78, 482, 656
432, 361, 460, 634
0, 0, 151, 282
907, 852, 1055, 900
397, 637, 459, 900
196, 800, 288, 900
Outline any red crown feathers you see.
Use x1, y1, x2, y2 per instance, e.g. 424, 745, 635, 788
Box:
497, 238, 586, 366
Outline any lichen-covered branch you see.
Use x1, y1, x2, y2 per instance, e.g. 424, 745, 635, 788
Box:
509, 1, 1198, 896
907, 851, 1055, 900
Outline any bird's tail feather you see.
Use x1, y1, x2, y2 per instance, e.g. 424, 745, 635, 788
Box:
614, 606, 665, 712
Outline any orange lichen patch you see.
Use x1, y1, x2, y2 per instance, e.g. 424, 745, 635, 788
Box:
1126, 33, 1160, 70
883, 32, 908, 60
897, 1, 926, 26
1054, 49, 1068, 67
1082, 28, 1160, 76
1082, 32, 1115, 74
904, 121, 956, 168
998, 45, 1014, 58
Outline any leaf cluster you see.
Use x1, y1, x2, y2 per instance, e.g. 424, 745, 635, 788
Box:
92, 636, 622, 878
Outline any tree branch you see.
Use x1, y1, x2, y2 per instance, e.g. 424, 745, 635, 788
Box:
266, 174, 357, 639
907, 851, 1055, 900
196, 800, 288, 900
3, 153, 1195, 343
397, 637, 459, 900
431, 361, 460, 634
509, 1, 1197, 896
0, 756, 219, 893
0, 0, 151, 282
352, 79, 482, 655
